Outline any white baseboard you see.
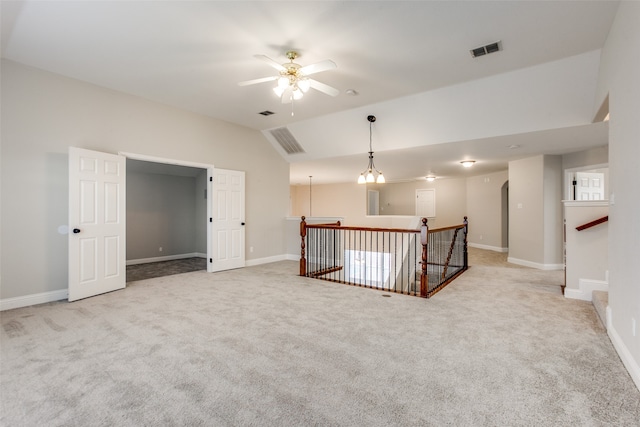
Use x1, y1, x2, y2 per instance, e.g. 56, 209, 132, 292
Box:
507, 257, 563, 271
245, 254, 289, 267
608, 319, 640, 392
127, 252, 206, 266
564, 279, 609, 301
1, 289, 68, 311
468, 243, 508, 253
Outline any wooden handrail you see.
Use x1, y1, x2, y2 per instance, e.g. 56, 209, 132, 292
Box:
304, 222, 466, 234
576, 215, 608, 231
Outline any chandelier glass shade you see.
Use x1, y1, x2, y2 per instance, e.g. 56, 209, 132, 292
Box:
358, 115, 385, 184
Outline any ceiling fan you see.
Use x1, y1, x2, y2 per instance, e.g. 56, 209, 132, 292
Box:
238, 51, 339, 104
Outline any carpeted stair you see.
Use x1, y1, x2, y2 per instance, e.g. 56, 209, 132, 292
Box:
592, 290, 608, 330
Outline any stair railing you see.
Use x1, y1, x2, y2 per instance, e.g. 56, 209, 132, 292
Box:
575, 215, 608, 231
299, 216, 468, 298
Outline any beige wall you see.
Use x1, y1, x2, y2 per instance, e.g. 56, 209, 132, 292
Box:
562, 145, 608, 170
595, 1, 640, 387
0, 59, 290, 300
466, 170, 509, 251
290, 181, 367, 224
508, 156, 546, 266
291, 178, 467, 230
564, 202, 609, 298
543, 155, 563, 265
373, 178, 467, 228
126, 171, 201, 260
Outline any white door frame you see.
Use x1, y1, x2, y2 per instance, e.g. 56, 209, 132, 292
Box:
120, 152, 215, 273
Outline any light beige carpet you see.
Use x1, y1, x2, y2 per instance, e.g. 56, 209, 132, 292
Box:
1, 248, 638, 426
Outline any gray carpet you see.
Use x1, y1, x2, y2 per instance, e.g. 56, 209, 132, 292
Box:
126, 257, 207, 282
1, 249, 639, 426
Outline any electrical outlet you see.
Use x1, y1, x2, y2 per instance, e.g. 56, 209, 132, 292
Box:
250, 246, 254, 253
479, 235, 483, 240
159, 247, 163, 252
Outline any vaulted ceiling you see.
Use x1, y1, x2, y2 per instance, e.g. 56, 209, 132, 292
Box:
1, 1, 617, 184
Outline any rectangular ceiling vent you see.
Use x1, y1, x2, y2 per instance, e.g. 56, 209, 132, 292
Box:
470, 41, 501, 58
270, 127, 306, 155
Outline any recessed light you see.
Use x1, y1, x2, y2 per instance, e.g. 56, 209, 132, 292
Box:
508, 144, 521, 149
460, 160, 476, 168
345, 89, 359, 96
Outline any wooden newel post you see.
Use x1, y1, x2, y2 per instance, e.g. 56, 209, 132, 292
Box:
300, 216, 307, 276
463, 216, 468, 270
420, 217, 429, 298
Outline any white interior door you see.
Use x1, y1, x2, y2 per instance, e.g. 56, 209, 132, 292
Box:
416, 189, 436, 217
576, 172, 604, 200
212, 168, 245, 271
69, 147, 126, 301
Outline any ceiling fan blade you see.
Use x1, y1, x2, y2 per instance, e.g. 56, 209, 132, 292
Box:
254, 54, 287, 72
237, 76, 278, 86
308, 79, 340, 97
299, 59, 337, 76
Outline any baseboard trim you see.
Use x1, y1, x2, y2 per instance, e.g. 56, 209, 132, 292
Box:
127, 252, 206, 266
245, 254, 288, 267
1, 289, 68, 311
608, 320, 640, 392
468, 243, 508, 253
564, 279, 609, 301
507, 257, 564, 271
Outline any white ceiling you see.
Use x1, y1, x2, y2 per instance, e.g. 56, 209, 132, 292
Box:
1, 1, 618, 184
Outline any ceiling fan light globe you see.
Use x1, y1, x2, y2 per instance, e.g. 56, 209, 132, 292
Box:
277, 77, 289, 89
358, 174, 366, 184
293, 88, 303, 100
273, 86, 285, 97
376, 174, 385, 184
298, 78, 311, 93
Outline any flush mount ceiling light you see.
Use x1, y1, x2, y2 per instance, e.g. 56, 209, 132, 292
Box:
358, 115, 385, 184
460, 160, 476, 168
425, 176, 436, 182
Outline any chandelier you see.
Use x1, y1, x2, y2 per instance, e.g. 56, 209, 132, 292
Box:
357, 115, 385, 184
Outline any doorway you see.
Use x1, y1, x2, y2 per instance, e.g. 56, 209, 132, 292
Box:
68, 148, 246, 301
126, 158, 208, 281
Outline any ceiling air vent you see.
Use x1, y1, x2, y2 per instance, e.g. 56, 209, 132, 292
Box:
269, 127, 306, 155
258, 110, 275, 116
470, 41, 501, 58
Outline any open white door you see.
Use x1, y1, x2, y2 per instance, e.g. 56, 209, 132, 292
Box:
69, 147, 126, 301
211, 168, 245, 271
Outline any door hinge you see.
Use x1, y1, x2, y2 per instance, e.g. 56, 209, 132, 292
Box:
209, 258, 213, 263
209, 218, 212, 223
210, 177, 213, 182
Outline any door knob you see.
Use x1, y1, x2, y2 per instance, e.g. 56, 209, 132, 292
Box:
241, 222, 245, 226
73, 228, 81, 234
